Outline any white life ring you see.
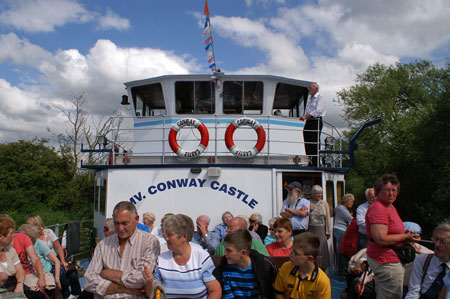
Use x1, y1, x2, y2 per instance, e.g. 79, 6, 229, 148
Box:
168, 118, 209, 158
225, 117, 266, 159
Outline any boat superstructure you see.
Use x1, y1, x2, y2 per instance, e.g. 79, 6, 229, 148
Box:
81, 73, 373, 272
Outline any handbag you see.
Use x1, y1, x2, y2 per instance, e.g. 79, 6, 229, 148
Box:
391, 244, 416, 264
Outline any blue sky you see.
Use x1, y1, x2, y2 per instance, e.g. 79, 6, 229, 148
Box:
0, 0, 449, 142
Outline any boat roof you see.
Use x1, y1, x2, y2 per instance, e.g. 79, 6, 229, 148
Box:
124, 73, 315, 89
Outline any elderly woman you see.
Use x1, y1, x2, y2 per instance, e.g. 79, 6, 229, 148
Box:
26, 215, 67, 269
215, 211, 233, 241
307, 185, 332, 270
0, 214, 25, 295
334, 193, 355, 274
266, 218, 293, 256
18, 224, 62, 298
144, 214, 221, 298
366, 174, 420, 299
26, 215, 76, 298
143, 212, 159, 236
264, 217, 278, 246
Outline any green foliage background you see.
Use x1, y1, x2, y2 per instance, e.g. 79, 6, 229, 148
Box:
0, 139, 94, 226
339, 60, 450, 237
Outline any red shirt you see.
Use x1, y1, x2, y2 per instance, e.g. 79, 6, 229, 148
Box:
266, 241, 291, 257
366, 200, 405, 264
13, 233, 35, 275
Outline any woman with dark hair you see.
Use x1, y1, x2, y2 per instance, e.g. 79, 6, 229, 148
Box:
366, 174, 420, 299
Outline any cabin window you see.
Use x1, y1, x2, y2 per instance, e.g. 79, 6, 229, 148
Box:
272, 83, 308, 117
175, 81, 215, 114
131, 83, 166, 117
223, 81, 263, 114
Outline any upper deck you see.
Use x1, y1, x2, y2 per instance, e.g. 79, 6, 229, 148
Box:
83, 73, 346, 171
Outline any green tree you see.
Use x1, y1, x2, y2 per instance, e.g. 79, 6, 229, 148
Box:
338, 60, 449, 235
0, 138, 93, 224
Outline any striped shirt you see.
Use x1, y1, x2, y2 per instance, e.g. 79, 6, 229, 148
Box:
222, 263, 260, 299
84, 229, 160, 298
154, 244, 216, 298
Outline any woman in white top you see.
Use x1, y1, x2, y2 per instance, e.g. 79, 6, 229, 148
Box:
144, 214, 221, 299
143, 212, 160, 236
0, 214, 25, 295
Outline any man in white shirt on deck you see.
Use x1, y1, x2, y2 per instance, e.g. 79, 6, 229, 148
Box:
300, 83, 326, 166
356, 188, 376, 251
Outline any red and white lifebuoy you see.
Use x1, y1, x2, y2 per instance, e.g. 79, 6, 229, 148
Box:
225, 117, 266, 159
169, 118, 209, 158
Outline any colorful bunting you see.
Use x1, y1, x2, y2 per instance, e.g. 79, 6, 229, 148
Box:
202, 0, 217, 76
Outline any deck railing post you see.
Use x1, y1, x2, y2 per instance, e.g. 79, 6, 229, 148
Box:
162, 116, 166, 165
215, 114, 218, 160
267, 116, 270, 164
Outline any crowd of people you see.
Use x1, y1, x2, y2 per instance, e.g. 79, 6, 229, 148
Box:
0, 214, 81, 299
2, 173, 449, 298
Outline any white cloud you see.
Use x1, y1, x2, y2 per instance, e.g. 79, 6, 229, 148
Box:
0, 0, 131, 33
212, 16, 310, 78
0, 37, 199, 141
270, 0, 450, 58
0, 79, 66, 141
0, 0, 91, 33
96, 8, 130, 31
0, 33, 54, 68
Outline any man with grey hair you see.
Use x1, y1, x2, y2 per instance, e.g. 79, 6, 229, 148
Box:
356, 188, 376, 250
192, 215, 220, 252
214, 217, 269, 256
280, 181, 310, 235
300, 82, 326, 166
406, 220, 450, 298
249, 213, 268, 241
103, 218, 115, 237
85, 201, 160, 298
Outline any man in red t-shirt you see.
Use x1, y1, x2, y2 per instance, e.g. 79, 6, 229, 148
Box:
13, 232, 46, 293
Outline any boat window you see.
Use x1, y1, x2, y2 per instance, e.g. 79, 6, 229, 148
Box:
131, 83, 166, 117
175, 81, 215, 114
272, 83, 308, 117
223, 81, 263, 114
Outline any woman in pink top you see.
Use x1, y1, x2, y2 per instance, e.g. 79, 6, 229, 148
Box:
366, 174, 420, 299
266, 218, 293, 256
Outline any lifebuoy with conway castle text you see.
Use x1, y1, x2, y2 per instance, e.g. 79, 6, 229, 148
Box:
225, 117, 266, 159
169, 118, 209, 158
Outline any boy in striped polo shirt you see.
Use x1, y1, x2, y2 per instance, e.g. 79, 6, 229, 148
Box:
213, 229, 278, 299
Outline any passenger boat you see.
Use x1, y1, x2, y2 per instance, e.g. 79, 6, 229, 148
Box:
80, 72, 379, 276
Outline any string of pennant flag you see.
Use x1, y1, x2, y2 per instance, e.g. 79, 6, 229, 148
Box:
202, 0, 217, 79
